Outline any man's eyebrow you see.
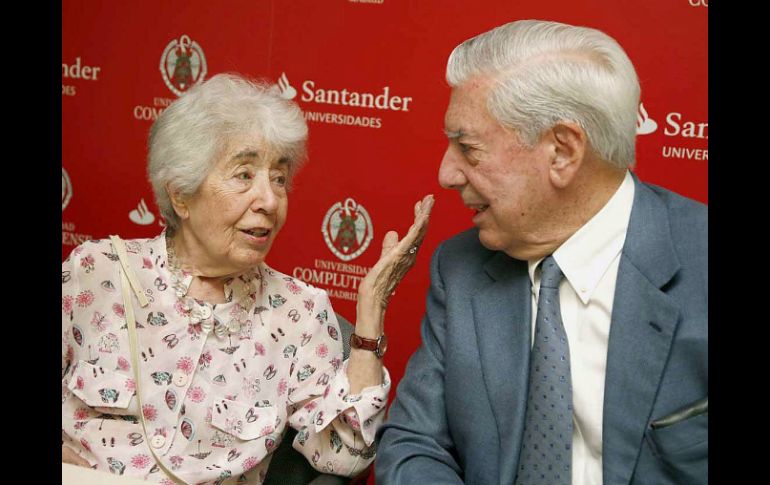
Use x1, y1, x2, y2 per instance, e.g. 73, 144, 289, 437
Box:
444, 129, 465, 139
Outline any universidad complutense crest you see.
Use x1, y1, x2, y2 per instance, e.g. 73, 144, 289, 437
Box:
160, 34, 207, 97
321, 198, 374, 261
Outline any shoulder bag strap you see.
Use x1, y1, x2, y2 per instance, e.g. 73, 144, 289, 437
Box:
110, 235, 187, 485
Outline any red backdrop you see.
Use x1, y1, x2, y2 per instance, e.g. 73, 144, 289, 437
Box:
62, 0, 707, 448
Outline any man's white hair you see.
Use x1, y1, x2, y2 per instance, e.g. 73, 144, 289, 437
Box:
446, 20, 640, 168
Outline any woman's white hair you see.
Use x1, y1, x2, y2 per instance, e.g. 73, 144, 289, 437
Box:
446, 20, 640, 168
147, 73, 308, 231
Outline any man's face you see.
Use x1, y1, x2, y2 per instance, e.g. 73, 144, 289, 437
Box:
438, 77, 555, 259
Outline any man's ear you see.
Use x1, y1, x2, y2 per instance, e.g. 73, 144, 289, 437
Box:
548, 121, 587, 189
166, 183, 190, 220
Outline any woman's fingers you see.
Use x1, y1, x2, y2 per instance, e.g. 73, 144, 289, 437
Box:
382, 195, 434, 262
380, 231, 399, 259
400, 195, 434, 251
415, 194, 434, 229
360, 195, 434, 310
383, 195, 433, 271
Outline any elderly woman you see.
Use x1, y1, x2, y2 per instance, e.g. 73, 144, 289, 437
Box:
61, 73, 432, 484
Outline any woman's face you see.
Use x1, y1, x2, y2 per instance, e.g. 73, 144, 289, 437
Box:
180, 132, 290, 275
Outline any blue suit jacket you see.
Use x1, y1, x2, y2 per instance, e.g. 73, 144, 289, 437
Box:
376, 178, 707, 485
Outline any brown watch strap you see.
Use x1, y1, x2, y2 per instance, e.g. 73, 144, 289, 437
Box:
350, 333, 379, 351
350, 333, 388, 358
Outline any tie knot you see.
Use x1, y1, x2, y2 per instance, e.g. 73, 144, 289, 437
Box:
539, 256, 564, 289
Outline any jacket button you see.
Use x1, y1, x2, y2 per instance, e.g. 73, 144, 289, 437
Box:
151, 435, 166, 449
173, 373, 188, 387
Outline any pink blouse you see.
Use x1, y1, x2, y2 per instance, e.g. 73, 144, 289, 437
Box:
61, 233, 389, 484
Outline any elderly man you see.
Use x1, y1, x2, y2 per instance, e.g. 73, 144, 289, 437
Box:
376, 20, 707, 485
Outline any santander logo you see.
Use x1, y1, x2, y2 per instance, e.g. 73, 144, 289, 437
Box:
636, 101, 708, 140
276, 72, 413, 112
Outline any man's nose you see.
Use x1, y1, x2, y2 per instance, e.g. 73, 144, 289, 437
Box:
438, 146, 467, 190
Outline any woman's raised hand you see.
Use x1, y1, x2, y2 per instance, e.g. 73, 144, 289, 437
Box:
357, 194, 434, 321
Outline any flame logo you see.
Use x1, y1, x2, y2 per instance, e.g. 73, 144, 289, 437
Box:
636, 102, 658, 135
277, 73, 297, 100
129, 198, 156, 225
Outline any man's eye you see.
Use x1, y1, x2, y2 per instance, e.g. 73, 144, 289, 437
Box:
236, 172, 252, 180
458, 143, 472, 154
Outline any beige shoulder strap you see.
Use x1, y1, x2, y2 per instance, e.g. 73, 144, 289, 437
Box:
110, 235, 186, 485
110, 235, 149, 307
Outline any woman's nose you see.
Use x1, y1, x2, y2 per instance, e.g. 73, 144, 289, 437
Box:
250, 176, 279, 214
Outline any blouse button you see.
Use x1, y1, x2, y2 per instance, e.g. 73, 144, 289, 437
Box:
150, 435, 166, 449
200, 305, 212, 319
173, 373, 188, 387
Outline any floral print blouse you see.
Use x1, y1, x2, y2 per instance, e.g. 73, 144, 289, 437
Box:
61, 233, 389, 484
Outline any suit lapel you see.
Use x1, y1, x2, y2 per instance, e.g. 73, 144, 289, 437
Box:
602, 178, 682, 485
472, 253, 532, 485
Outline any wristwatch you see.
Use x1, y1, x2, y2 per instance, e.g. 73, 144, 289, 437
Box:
350, 333, 388, 358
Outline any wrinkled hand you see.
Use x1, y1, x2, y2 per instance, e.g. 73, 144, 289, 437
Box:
62, 445, 90, 468
358, 195, 434, 318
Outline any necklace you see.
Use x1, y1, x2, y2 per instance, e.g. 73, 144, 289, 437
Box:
165, 234, 259, 339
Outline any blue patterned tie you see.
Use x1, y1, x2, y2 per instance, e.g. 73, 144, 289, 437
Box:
514, 256, 572, 485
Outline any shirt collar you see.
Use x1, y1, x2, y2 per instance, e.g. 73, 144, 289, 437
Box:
528, 170, 635, 304
150, 229, 263, 302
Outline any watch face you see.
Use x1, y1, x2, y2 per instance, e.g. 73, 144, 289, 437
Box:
377, 334, 388, 357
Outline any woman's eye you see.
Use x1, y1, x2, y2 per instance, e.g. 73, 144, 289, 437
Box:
236, 172, 252, 181
273, 175, 287, 187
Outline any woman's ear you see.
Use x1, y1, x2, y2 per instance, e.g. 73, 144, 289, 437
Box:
548, 121, 587, 189
166, 183, 190, 220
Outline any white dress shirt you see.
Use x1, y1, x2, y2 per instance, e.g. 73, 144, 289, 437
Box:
528, 171, 635, 485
